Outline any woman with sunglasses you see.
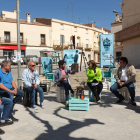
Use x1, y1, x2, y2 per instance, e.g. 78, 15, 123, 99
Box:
87, 60, 103, 103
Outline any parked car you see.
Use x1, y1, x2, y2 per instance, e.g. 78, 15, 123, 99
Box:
10, 55, 23, 65
0, 56, 6, 64
115, 56, 122, 63
22, 55, 39, 65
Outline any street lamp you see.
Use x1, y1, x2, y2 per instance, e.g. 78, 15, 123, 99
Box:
113, 10, 122, 14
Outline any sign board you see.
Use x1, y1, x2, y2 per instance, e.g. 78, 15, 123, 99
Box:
63, 49, 79, 65
41, 57, 52, 75
99, 34, 113, 68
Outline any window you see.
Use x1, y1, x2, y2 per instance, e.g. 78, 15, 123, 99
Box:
4, 32, 10, 43
74, 27, 77, 32
21, 50, 25, 57
116, 52, 122, 57
40, 34, 45, 45
86, 29, 88, 34
60, 24, 64, 30
86, 39, 89, 48
20, 33, 23, 43
77, 38, 79, 47
60, 35, 65, 45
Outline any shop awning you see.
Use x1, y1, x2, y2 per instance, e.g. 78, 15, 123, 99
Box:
0, 45, 26, 50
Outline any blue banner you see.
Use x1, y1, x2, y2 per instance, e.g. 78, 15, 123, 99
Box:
63, 49, 79, 65
99, 34, 113, 68
41, 57, 52, 75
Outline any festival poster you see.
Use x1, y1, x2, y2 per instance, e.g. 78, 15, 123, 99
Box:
63, 49, 79, 65
41, 57, 52, 75
99, 34, 113, 68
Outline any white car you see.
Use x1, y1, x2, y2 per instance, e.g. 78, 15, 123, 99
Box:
11, 55, 23, 65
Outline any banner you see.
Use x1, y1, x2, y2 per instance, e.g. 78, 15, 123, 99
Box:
41, 57, 52, 75
63, 49, 79, 65
99, 34, 113, 68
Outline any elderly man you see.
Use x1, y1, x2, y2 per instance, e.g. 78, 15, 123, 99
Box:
22, 61, 44, 110
0, 60, 24, 122
55, 60, 78, 106
110, 57, 136, 106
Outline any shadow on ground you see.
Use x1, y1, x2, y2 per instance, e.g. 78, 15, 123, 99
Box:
26, 106, 104, 140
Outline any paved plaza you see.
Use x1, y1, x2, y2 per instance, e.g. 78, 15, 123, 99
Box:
0, 88, 140, 140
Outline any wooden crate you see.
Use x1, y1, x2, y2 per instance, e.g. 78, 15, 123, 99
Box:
69, 97, 89, 111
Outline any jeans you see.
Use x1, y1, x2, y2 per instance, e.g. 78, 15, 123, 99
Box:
0, 97, 12, 120
59, 80, 74, 101
0, 88, 24, 117
23, 86, 44, 106
110, 82, 135, 101
87, 82, 103, 101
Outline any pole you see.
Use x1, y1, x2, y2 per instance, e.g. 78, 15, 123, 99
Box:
16, 0, 21, 89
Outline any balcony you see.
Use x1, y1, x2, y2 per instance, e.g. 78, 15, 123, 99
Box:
53, 40, 70, 50
76, 43, 92, 50
114, 42, 122, 49
94, 47, 99, 52
0, 37, 27, 45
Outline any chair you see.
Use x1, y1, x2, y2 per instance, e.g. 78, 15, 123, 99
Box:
89, 88, 101, 102
40, 79, 52, 92
56, 86, 66, 102
23, 90, 38, 107
119, 86, 137, 102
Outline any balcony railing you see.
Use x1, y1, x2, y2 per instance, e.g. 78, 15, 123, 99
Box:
94, 47, 99, 52
0, 37, 27, 45
53, 40, 70, 47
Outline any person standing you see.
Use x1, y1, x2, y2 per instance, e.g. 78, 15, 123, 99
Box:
87, 60, 103, 103
110, 57, 136, 106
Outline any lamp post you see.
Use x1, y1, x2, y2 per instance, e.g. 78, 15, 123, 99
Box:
16, 0, 21, 89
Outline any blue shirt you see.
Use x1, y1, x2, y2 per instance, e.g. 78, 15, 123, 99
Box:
0, 69, 13, 89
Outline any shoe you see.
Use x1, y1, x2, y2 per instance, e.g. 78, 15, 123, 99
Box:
66, 101, 69, 107
40, 103, 45, 109
10, 116, 19, 122
31, 105, 38, 110
131, 101, 137, 106
0, 119, 13, 126
0, 128, 5, 135
116, 98, 125, 103
97, 100, 101, 104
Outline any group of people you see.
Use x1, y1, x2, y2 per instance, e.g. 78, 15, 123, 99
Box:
55, 57, 137, 107
0, 60, 45, 134
0, 56, 137, 135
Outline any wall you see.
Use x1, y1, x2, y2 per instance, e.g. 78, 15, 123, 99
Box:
111, 22, 122, 58
122, 0, 140, 29
122, 36, 140, 67
2, 11, 16, 19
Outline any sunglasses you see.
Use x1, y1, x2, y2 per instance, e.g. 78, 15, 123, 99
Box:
31, 65, 36, 67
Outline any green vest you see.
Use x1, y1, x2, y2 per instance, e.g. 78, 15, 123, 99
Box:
87, 67, 102, 83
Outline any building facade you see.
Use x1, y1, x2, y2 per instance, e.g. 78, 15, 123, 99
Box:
115, 0, 140, 67
111, 14, 122, 58
36, 18, 110, 62
0, 9, 52, 60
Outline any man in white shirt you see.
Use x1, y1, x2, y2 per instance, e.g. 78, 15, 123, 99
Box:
110, 57, 136, 106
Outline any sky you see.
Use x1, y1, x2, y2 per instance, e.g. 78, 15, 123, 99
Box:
0, 0, 122, 30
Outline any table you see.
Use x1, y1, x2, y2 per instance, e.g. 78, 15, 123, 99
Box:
69, 97, 89, 111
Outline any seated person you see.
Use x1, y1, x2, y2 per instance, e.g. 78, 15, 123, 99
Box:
0, 97, 13, 130
110, 57, 136, 106
55, 60, 78, 106
22, 61, 45, 110
87, 60, 103, 103
0, 60, 24, 122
